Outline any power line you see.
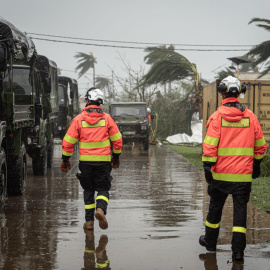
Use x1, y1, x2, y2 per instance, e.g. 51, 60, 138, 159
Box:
28, 32, 254, 47
29, 37, 250, 52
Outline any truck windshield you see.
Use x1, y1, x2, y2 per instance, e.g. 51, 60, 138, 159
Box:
112, 106, 146, 118
58, 85, 65, 105
12, 68, 32, 95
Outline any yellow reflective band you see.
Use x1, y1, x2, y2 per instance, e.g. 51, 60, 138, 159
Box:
202, 156, 217, 162
205, 220, 221, 229
254, 154, 264, 159
232, 226, 246, 234
110, 131, 122, 141
79, 140, 110, 149
113, 149, 122, 154
64, 134, 78, 144
255, 137, 266, 147
85, 203, 95, 210
85, 248, 95, 254
79, 155, 111, 162
96, 195, 109, 204
217, 148, 254, 156
222, 118, 250, 127
212, 172, 252, 182
204, 135, 219, 146
62, 150, 73, 156
97, 259, 109, 268
82, 119, 106, 128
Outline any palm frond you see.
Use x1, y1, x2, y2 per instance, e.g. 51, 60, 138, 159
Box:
249, 17, 270, 25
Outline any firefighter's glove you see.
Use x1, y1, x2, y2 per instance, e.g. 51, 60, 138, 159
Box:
61, 158, 71, 172
111, 157, 120, 169
252, 159, 262, 179
204, 168, 213, 186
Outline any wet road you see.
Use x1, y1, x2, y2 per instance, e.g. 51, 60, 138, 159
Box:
1, 144, 270, 270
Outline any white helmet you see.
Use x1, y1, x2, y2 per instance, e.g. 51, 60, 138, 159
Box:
147, 108, 151, 114
85, 87, 104, 105
218, 76, 240, 94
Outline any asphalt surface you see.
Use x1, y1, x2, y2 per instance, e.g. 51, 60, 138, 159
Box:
0, 144, 270, 270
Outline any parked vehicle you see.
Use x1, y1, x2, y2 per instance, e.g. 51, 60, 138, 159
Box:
56, 76, 80, 140
0, 17, 59, 208
109, 102, 150, 150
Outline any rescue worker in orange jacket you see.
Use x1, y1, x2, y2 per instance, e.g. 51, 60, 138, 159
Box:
199, 76, 267, 261
61, 87, 122, 231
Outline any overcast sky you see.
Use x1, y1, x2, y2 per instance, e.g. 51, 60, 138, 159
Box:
1, 0, 270, 95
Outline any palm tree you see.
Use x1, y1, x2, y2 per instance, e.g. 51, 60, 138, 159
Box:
74, 52, 97, 84
142, 47, 201, 98
247, 18, 270, 77
95, 76, 111, 102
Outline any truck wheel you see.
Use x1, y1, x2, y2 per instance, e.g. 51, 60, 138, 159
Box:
32, 141, 47, 176
143, 139, 149, 151
0, 148, 7, 210
7, 143, 27, 196
47, 140, 54, 168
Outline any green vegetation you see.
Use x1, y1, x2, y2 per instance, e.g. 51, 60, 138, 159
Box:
168, 144, 270, 213
168, 144, 203, 170
251, 177, 270, 213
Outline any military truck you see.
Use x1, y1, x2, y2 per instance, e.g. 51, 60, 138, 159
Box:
109, 102, 150, 150
55, 76, 79, 140
29, 55, 59, 173
0, 17, 58, 205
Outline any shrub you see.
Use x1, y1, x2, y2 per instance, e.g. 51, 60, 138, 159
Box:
261, 144, 270, 177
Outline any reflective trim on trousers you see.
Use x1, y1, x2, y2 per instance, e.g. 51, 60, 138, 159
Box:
85, 203, 95, 210
232, 226, 246, 234
205, 220, 221, 229
96, 195, 109, 204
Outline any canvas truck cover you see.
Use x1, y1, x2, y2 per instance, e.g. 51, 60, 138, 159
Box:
0, 16, 36, 61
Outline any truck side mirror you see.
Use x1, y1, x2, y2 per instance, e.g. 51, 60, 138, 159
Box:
0, 43, 8, 72
44, 77, 51, 93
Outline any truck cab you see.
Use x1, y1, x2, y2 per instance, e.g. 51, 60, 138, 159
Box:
109, 102, 150, 150
56, 76, 80, 139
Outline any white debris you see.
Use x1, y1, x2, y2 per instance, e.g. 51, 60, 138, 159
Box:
166, 120, 203, 144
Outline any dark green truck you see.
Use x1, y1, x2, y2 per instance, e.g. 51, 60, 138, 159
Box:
0, 17, 58, 208
109, 102, 150, 150
55, 76, 80, 140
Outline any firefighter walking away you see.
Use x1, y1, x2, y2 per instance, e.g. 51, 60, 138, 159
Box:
61, 87, 122, 230
200, 76, 267, 261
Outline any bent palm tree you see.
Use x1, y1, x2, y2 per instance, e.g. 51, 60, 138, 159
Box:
95, 76, 111, 101
74, 52, 97, 84
142, 47, 201, 98
247, 18, 270, 77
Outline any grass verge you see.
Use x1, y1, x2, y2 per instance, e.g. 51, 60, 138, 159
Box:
167, 144, 270, 214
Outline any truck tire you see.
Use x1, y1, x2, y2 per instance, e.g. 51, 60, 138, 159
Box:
32, 141, 47, 176
143, 139, 149, 151
0, 148, 7, 210
7, 143, 27, 196
47, 140, 54, 168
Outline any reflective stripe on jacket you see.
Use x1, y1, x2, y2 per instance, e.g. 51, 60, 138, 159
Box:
62, 105, 122, 162
202, 97, 267, 182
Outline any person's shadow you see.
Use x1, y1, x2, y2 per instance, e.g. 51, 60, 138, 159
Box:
199, 253, 244, 270
82, 230, 110, 270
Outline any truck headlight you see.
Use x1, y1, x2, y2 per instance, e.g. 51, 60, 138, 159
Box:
141, 125, 147, 130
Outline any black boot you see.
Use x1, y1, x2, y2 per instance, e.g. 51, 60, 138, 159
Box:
199, 235, 216, 252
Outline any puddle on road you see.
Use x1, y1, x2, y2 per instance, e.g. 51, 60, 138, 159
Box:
0, 144, 270, 269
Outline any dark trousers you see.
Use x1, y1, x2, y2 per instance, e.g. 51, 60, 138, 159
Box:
76, 162, 113, 221
205, 185, 250, 253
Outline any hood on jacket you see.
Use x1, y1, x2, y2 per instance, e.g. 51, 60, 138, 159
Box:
81, 105, 105, 125
218, 97, 246, 122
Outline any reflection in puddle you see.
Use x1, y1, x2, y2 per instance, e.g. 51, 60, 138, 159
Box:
83, 231, 110, 270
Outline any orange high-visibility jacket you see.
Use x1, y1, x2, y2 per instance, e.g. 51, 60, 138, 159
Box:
62, 105, 122, 162
202, 97, 267, 182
